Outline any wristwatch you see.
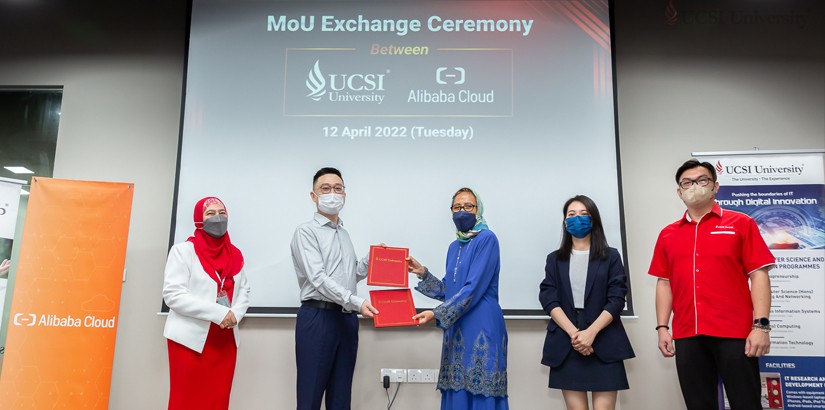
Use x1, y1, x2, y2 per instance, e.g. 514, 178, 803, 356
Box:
753, 317, 771, 333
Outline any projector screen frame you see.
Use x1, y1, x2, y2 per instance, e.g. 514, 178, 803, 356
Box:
162, 0, 634, 318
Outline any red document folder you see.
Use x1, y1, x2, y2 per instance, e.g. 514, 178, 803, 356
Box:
366, 245, 409, 287
370, 289, 417, 328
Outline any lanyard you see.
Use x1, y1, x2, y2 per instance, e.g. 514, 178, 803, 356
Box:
453, 245, 463, 283
215, 271, 226, 291
215, 272, 231, 307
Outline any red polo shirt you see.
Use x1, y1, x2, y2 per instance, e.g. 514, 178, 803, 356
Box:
649, 203, 775, 339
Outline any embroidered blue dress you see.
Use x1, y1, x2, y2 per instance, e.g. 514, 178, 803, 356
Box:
416, 229, 509, 410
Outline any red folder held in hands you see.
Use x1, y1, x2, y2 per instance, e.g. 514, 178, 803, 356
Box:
370, 289, 417, 328
367, 245, 409, 288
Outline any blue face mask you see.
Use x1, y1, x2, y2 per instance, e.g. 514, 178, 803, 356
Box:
452, 211, 477, 232
565, 215, 592, 238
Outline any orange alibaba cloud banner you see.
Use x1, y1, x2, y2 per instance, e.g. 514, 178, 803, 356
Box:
0, 177, 133, 408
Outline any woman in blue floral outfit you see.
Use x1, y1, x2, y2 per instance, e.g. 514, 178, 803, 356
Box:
408, 187, 509, 410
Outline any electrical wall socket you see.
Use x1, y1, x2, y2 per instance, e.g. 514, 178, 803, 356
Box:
380, 368, 407, 383
407, 368, 438, 383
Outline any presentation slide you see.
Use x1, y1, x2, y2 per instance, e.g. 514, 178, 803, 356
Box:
171, 0, 630, 315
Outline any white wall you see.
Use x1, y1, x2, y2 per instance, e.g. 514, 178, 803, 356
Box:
0, 0, 822, 408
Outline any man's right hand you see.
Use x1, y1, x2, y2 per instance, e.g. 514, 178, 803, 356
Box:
360, 300, 379, 318
658, 329, 676, 357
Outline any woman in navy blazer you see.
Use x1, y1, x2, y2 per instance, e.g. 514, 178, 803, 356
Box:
539, 195, 634, 410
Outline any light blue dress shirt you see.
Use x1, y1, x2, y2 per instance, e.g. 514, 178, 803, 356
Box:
291, 213, 368, 312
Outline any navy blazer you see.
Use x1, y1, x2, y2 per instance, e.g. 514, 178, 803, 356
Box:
539, 247, 634, 367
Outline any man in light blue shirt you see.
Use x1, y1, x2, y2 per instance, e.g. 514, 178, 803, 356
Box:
291, 167, 378, 410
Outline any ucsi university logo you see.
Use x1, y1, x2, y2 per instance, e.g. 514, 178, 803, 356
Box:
305, 60, 387, 103
306, 60, 327, 101
715, 160, 805, 176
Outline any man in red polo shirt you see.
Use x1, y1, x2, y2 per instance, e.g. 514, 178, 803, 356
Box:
649, 159, 775, 410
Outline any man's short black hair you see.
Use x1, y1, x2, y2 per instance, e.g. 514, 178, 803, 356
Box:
313, 167, 343, 186
675, 159, 717, 184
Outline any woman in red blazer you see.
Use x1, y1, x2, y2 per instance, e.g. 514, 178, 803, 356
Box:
539, 195, 634, 410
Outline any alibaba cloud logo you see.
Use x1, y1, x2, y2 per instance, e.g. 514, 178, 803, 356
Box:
436, 67, 465, 85
715, 160, 724, 174
13, 313, 36, 326
306, 60, 326, 101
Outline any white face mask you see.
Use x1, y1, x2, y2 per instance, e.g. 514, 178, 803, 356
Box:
316, 193, 345, 215
681, 184, 714, 206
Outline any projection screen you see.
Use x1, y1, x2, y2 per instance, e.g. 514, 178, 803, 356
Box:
169, 0, 633, 316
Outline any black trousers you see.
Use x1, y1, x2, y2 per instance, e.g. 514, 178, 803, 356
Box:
675, 336, 761, 410
295, 305, 359, 410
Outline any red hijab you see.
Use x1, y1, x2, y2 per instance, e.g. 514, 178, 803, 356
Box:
187, 197, 244, 302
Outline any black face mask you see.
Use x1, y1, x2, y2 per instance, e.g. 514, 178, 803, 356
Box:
203, 215, 228, 238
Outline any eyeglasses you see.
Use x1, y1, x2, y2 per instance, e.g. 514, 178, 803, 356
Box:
679, 176, 714, 190
451, 203, 477, 213
318, 184, 345, 194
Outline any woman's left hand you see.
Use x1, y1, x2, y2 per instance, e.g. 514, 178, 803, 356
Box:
574, 345, 594, 356
571, 328, 596, 350
412, 310, 435, 325
220, 311, 237, 329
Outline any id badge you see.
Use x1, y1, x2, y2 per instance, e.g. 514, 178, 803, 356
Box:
216, 290, 230, 307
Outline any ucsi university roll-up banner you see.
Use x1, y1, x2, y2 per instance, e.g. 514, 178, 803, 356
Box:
694, 150, 825, 410
0, 177, 134, 409
0, 177, 26, 363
